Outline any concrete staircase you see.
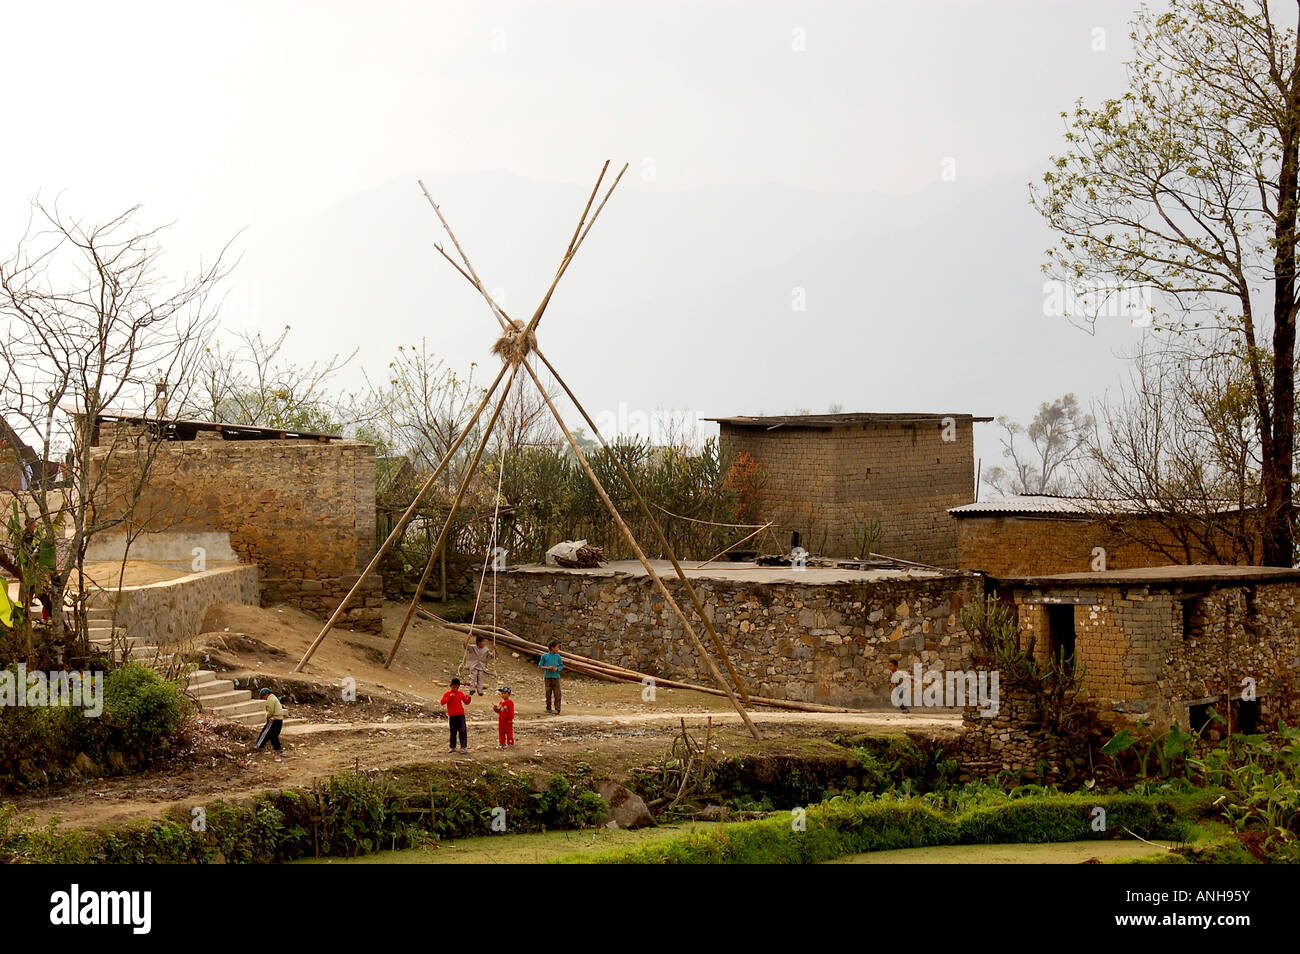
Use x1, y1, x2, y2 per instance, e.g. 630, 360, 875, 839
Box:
85, 605, 267, 728
86, 606, 179, 666
185, 670, 268, 727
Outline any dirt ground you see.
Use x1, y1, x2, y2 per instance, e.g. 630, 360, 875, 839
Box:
12, 599, 960, 831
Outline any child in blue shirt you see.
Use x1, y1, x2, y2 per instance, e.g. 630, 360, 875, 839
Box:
539, 640, 564, 714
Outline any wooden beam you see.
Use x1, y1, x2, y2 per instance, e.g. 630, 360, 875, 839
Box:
534, 346, 754, 705
519, 356, 761, 740
385, 362, 520, 668
291, 360, 512, 672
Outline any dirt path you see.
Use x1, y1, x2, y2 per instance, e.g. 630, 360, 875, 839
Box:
11, 600, 962, 832
17, 708, 958, 831
285, 708, 961, 736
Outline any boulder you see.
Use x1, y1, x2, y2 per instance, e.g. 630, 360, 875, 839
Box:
597, 781, 656, 829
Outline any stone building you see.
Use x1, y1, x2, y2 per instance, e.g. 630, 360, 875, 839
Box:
999, 565, 1300, 732
707, 412, 989, 566
950, 495, 1255, 577
492, 559, 985, 707
89, 414, 382, 633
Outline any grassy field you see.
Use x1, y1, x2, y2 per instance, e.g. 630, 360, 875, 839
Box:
827, 840, 1172, 864
295, 822, 720, 864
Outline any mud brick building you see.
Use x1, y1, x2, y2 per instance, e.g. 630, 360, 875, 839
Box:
950, 495, 1254, 577
89, 415, 382, 633
999, 565, 1300, 732
708, 412, 990, 566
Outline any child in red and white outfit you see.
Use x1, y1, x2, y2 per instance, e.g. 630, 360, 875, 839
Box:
493, 686, 515, 748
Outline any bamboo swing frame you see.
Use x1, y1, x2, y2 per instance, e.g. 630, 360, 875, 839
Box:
292, 161, 761, 739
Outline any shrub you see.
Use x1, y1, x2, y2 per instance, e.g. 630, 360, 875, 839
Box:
957, 794, 1191, 844
0, 662, 190, 793
98, 663, 191, 754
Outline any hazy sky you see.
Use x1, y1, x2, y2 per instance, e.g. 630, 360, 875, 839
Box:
0, 0, 1175, 467
1, 1, 1145, 230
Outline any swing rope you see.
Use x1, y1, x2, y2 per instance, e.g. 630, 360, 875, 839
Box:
458, 431, 508, 681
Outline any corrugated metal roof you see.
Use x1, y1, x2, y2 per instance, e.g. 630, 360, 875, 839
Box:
949, 495, 1250, 517
706, 412, 993, 430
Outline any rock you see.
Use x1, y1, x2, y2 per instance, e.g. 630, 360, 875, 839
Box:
696, 804, 731, 822
72, 752, 100, 777
598, 782, 656, 829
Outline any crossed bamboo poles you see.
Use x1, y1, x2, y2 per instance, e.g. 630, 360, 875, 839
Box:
292, 162, 760, 739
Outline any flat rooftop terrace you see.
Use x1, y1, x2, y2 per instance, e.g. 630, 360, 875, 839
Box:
1003, 564, 1300, 587
507, 559, 969, 586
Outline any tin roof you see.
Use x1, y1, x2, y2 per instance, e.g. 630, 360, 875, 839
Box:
949, 495, 1250, 518
706, 412, 993, 430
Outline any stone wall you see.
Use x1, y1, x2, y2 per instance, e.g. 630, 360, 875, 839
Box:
492, 563, 985, 706
957, 692, 1072, 781
719, 419, 975, 565
88, 564, 260, 647
1013, 580, 1300, 731
90, 433, 382, 633
956, 514, 1244, 577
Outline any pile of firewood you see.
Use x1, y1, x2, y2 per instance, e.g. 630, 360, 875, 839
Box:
544, 539, 606, 568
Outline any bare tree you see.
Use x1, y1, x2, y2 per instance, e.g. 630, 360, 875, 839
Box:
363, 340, 485, 493
983, 394, 1093, 496
0, 199, 230, 656
184, 325, 359, 432
1080, 337, 1262, 564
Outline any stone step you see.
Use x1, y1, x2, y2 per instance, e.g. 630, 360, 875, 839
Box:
189, 680, 236, 700
194, 689, 250, 709
187, 670, 218, 688
211, 698, 265, 720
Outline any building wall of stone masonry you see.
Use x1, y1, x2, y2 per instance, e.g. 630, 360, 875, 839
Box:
90, 432, 382, 633
1012, 581, 1300, 731
719, 420, 975, 566
491, 566, 985, 707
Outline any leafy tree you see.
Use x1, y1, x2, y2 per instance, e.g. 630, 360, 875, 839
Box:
1033, 0, 1300, 565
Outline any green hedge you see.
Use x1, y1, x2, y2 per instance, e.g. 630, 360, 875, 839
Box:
0, 766, 608, 864
570, 792, 1196, 864
958, 794, 1191, 844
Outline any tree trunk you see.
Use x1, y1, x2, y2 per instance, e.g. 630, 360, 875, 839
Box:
1266, 42, 1300, 567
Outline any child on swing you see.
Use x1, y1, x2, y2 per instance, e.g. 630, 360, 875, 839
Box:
465, 633, 493, 696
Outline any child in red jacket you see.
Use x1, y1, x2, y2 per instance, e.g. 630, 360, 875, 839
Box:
441, 677, 472, 752
493, 686, 515, 748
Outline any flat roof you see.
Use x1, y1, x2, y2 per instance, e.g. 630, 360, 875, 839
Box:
706, 412, 993, 430
96, 413, 344, 442
1002, 565, 1300, 587
506, 558, 968, 585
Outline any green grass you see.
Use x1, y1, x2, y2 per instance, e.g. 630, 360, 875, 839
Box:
295, 822, 718, 864
828, 841, 1173, 864
565, 792, 1198, 864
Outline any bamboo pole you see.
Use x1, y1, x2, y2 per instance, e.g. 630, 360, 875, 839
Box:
291, 361, 512, 673
418, 180, 509, 333
385, 362, 520, 667
697, 522, 774, 569
422, 611, 860, 714
518, 356, 761, 739
535, 346, 752, 703
521, 163, 628, 339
